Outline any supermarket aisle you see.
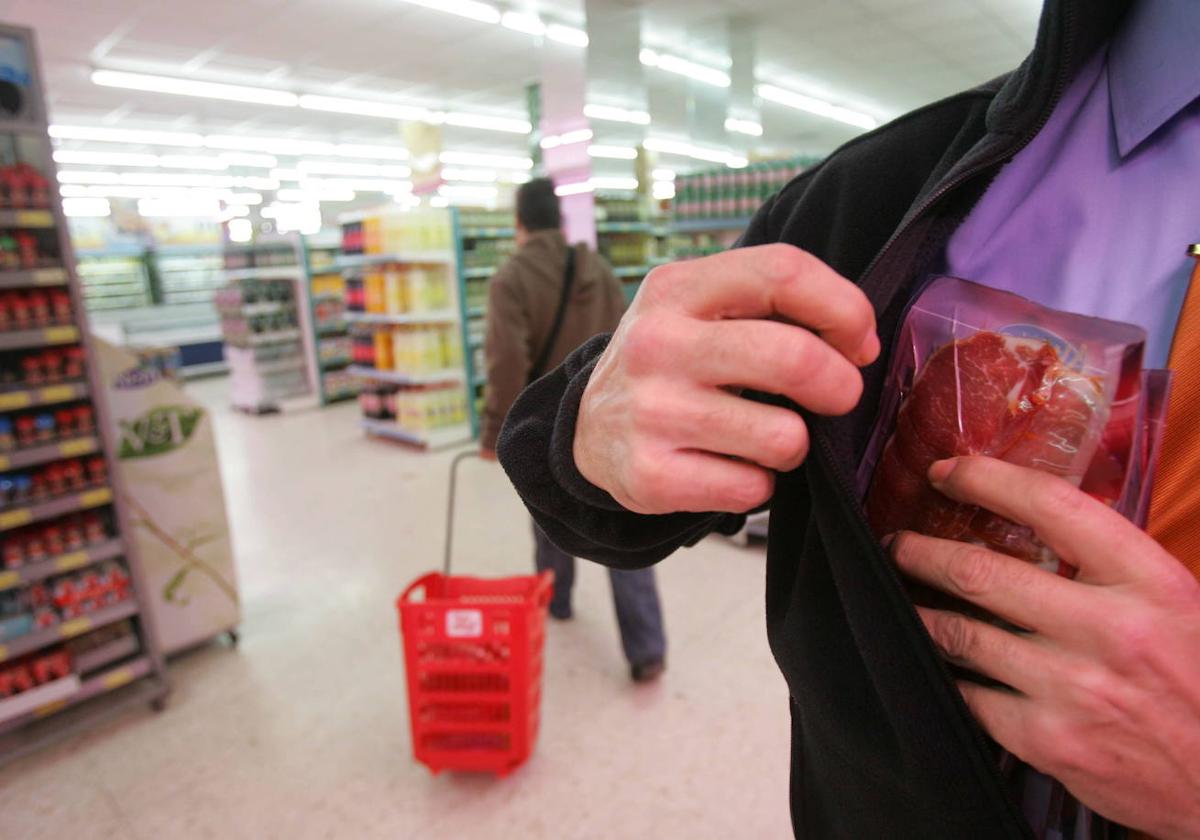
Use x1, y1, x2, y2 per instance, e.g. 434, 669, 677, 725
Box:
0, 378, 791, 840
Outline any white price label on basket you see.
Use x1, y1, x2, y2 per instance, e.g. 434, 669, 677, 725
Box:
445, 609, 484, 639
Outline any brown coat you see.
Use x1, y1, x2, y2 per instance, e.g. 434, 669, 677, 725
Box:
481, 229, 625, 450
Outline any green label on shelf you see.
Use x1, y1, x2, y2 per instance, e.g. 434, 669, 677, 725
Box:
58, 438, 97, 458
43, 326, 78, 344
59, 616, 92, 638
0, 508, 32, 529
0, 570, 19, 590
37, 385, 75, 404
117, 405, 204, 460
15, 210, 53, 228
0, 392, 31, 411
54, 551, 88, 572
79, 488, 112, 508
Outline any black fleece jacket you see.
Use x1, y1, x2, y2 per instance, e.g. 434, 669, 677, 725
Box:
498, 1, 1134, 837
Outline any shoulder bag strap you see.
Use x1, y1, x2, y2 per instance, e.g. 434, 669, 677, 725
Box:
528, 245, 576, 385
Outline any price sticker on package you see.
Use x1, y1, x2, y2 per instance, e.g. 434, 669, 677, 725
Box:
445, 609, 484, 639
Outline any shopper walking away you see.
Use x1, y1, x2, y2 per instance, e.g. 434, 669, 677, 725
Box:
497, 1, 1200, 837
480, 178, 666, 683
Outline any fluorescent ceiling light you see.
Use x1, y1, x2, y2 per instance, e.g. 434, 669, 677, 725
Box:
297, 159, 410, 178
546, 24, 588, 47
441, 167, 498, 183
301, 177, 412, 194
158, 154, 228, 171
57, 170, 121, 184
442, 111, 531, 134
228, 218, 253, 243
640, 50, 730, 88
270, 168, 304, 182
49, 124, 204, 147
644, 136, 744, 167
62, 197, 111, 218
235, 176, 281, 191
652, 168, 676, 181
541, 128, 593, 150
137, 196, 223, 217
228, 192, 264, 206
652, 181, 676, 201
298, 94, 436, 123
60, 184, 240, 201
500, 11, 545, 35
335, 143, 409, 161
555, 181, 593, 197
588, 145, 638, 160
278, 187, 356, 203
756, 83, 877, 130
53, 150, 159, 167
217, 204, 251, 221
205, 135, 335, 156
725, 117, 764, 137
429, 196, 450, 208
219, 152, 278, 168
396, 0, 501, 24
589, 176, 639, 191
584, 104, 651, 126
440, 151, 532, 169
438, 184, 499, 199
92, 69, 298, 107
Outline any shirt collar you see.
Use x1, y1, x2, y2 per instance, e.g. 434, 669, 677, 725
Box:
1108, 0, 1200, 158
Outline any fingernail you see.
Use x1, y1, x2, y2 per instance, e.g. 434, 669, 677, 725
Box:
880, 532, 897, 550
857, 332, 881, 366
928, 459, 957, 486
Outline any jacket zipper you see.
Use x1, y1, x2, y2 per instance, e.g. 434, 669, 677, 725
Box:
812, 2, 1080, 835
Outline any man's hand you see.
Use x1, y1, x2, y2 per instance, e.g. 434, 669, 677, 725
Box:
574, 244, 880, 515
888, 456, 1200, 840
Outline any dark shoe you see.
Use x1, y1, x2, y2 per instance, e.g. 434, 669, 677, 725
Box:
548, 603, 573, 621
631, 659, 666, 683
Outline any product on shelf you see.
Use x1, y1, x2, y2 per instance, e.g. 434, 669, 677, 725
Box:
0, 164, 51, 211
351, 324, 461, 374
0, 345, 85, 388
0, 646, 71, 699
3, 511, 111, 570
0, 288, 73, 330
321, 369, 360, 401
0, 401, 93, 452
359, 383, 468, 431
0, 456, 107, 511
0, 558, 131, 642
672, 157, 821, 222
354, 265, 453, 315
342, 208, 453, 255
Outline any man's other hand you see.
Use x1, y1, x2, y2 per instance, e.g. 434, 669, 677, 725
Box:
889, 456, 1200, 840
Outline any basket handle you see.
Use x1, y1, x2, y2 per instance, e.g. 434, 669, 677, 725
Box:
444, 449, 479, 575
533, 570, 554, 607
399, 572, 441, 605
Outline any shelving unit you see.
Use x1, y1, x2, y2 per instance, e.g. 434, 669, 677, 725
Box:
0, 24, 168, 762
340, 207, 472, 449
302, 233, 357, 405
595, 195, 665, 304
74, 250, 151, 312
456, 210, 517, 438
216, 237, 314, 414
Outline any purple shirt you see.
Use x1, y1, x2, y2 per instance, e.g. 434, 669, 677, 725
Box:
944, 0, 1200, 368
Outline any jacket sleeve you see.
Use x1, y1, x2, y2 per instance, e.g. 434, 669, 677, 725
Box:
496, 196, 782, 569
481, 267, 530, 452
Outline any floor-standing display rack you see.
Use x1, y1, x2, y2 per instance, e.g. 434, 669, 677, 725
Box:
216, 238, 313, 413
0, 24, 167, 760
301, 233, 357, 406
341, 207, 472, 449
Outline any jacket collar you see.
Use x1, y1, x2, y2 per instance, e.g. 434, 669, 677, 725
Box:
1108, 0, 1200, 157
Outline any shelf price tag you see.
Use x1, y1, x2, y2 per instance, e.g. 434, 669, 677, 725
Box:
103, 667, 134, 690
54, 551, 88, 572
31, 268, 66, 285
58, 438, 96, 458
0, 508, 33, 530
80, 487, 113, 508
38, 385, 76, 404
0, 570, 19, 591
34, 699, 69, 718
59, 616, 92, 638
43, 326, 79, 344
15, 210, 53, 228
0, 644, 7, 662
0, 455, 10, 471
0, 391, 32, 411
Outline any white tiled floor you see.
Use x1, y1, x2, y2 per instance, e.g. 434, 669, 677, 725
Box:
0, 377, 792, 839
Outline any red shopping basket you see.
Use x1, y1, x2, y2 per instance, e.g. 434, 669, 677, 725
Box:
397, 451, 553, 776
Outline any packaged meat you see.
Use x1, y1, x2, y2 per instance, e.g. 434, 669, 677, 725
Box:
860, 276, 1166, 576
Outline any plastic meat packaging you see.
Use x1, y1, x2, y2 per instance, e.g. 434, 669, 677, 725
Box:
860, 276, 1170, 576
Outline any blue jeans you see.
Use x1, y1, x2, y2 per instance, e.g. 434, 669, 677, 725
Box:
532, 522, 666, 667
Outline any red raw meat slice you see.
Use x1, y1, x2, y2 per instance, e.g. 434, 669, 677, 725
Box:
866, 331, 1106, 565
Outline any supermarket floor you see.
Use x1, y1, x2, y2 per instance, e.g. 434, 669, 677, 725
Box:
0, 377, 792, 840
